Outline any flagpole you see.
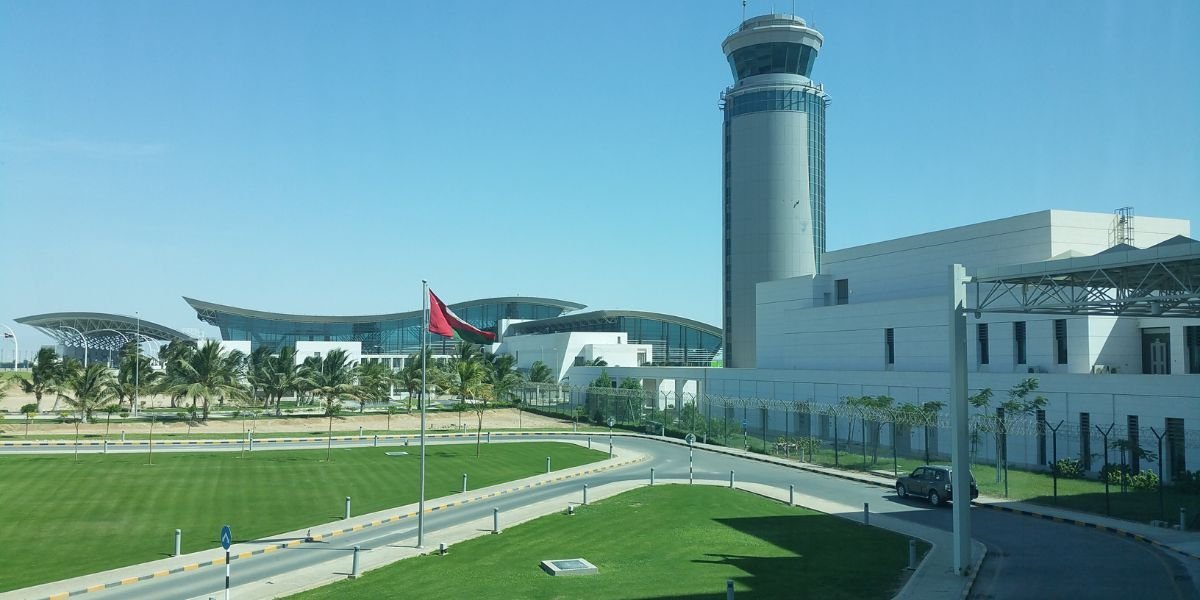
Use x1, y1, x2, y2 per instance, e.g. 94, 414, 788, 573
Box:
418, 279, 428, 548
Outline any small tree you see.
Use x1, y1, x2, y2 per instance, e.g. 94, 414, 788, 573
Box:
20, 403, 37, 438
102, 404, 121, 438
386, 405, 400, 431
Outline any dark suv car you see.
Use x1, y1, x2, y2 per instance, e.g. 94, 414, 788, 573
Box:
895, 465, 979, 506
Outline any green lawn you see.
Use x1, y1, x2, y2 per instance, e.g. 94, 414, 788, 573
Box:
0, 442, 604, 592
0, 427, 591, 441
292, 485, 924, 600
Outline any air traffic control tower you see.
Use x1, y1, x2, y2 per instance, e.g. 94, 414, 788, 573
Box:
721, 14, 828, 368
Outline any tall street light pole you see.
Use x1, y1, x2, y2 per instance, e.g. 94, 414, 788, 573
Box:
418, 280, 429, 548
1, 324, 17, 371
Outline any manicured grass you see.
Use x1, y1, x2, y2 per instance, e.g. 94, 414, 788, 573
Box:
292, 485, 924, 600
0, 427, 585, 441
0, 442, 604, 592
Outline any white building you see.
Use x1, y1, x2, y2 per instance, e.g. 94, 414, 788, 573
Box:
569, 209, 1200, 479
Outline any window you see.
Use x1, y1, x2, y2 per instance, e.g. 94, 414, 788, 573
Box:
1036, 409, 1047, 465
1014, 321, 1027, 365
977, 323, 989, 365
1186, 326, 1200, 374
637, 351, 648, 366
1168, 418, 1186, 478
1128, 415, 1140, 474
884, 328, 895, 365
1080, 412, 1091, 470
835, 279, 849, 305
1054, 319, 1068, 364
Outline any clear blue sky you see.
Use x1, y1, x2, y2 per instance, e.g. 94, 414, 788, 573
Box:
2, 1, 1197, 353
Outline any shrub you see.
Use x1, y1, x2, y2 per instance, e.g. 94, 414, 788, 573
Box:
1051, 457, 1085, 479
1129, 470, 1159, 491
1173, 470, 1200, 494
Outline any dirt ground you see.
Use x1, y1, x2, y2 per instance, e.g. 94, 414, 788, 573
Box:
0, 386, 572, 436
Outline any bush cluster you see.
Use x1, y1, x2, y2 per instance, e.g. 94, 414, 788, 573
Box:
1100, 464, 1160, 490
1050, 457, 1085, 479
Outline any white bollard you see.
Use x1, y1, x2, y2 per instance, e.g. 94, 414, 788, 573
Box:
439, 542, 447, 556
493, 508, 500, 534
1181, 507, 1188, 532
729, 470, 735, 488
583, 483, 589, 505
546, 456, 551, 474
345, 496, 351, 520
487, 431, 491, 443
248, 431, 253, 452
864, 502, 870, 526
174, 529, 181, 557
373, 435, 378, 447
121, 431, 126, 442
350, 545, 360, 579
789, 484, 795, 506
462, 473, 468, 494
103, 440, 108, 454
588, 436, 592, 449
358, 426, 363, 437
726, 579, 735, 599
650, 468, 655, 486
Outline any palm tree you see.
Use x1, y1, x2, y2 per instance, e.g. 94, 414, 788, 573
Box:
115, 343, 161, 411
163, 340, 247, 420
157, 341, 197, 408
20, 347, 61, 411
527, 360, 554, 384
59, 363, 116, 424
441, 344, 486, 431
357, 361, 395, 412
244, 346, 274, 409
301, 349, 360, 416
399, 349, 433, 411
260, 346, 301, 416
477, 353, 523, 455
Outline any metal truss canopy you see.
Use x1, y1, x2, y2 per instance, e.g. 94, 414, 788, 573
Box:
972, 240, 1200, 317
14, 312, 195, 352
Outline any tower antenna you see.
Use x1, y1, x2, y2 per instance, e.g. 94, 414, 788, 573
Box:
742, 0, 747, 21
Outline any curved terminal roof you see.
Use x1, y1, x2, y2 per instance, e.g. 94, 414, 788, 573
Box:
506, 310, 720, 338
184, 296, 586, 325
15, 312, 196, 351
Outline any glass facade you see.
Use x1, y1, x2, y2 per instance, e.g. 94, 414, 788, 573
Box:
727, 42, 817, 79
509, 313, 722, 366
193, 299, 575, 355
724, 86, 827, 271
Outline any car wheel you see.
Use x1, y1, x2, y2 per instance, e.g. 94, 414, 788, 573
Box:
928, 490, 941, 506
896, 483, 907, 498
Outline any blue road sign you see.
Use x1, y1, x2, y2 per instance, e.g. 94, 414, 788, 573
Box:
220, 524, 232, 550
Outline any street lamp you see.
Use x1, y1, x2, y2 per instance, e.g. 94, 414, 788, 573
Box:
1, 324, 17, 371
59, 326, 88, 367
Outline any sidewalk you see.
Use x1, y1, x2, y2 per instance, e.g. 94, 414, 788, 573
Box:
667, 434, 1200, 562
0, 443, 648, 600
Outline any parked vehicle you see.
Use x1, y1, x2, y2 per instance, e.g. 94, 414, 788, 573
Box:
895, 465, 979, 506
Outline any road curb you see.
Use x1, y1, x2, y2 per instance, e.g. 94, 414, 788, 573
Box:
25, 444, 646, 600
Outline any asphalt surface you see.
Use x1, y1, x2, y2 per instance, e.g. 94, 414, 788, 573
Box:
7, 434, 1198, 600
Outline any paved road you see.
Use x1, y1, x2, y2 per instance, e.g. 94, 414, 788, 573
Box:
7, 434, 1197, 599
